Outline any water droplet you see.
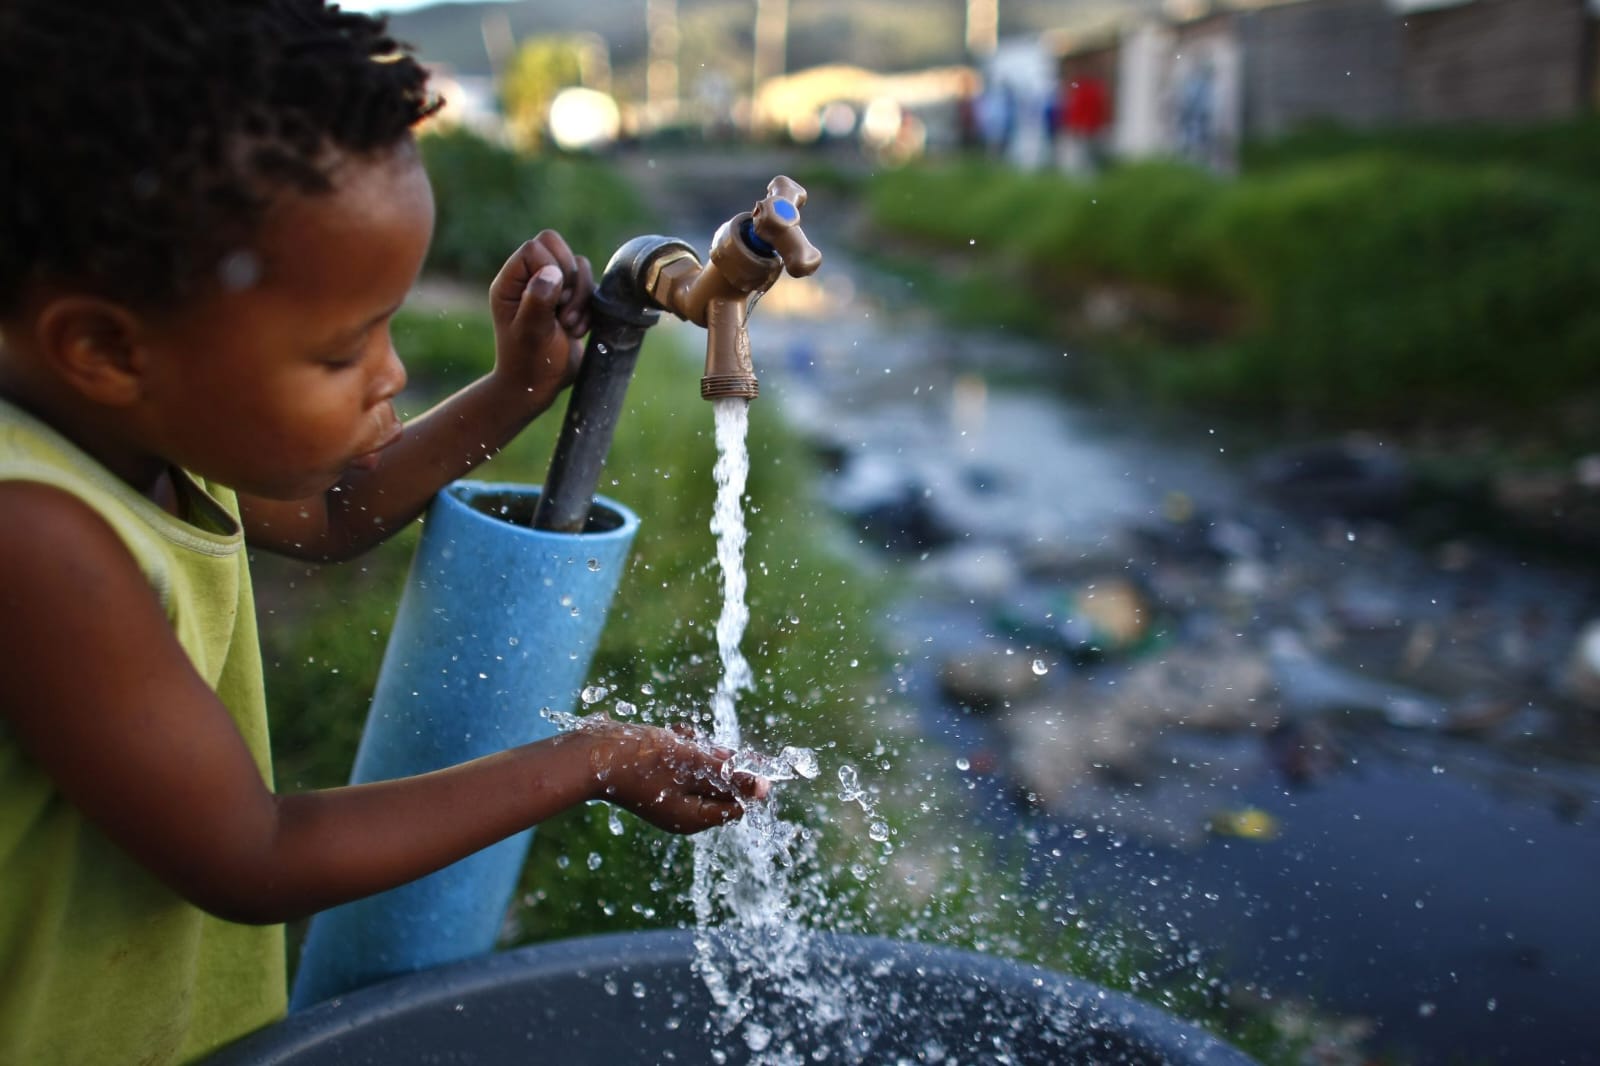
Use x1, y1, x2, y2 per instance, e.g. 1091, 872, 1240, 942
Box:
1031, 658, 1048, 676
838, 764, 860, 795
743, 1023, 772, 1052
781, 745, 819, 779
955, 756, 971, 772
608, 808, 625, 835
586, 557, 602, 571
581, 685, 608, 705
587, 852, 603, 871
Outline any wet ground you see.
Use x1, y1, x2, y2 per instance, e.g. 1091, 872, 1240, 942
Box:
625, 148, 1600, 1065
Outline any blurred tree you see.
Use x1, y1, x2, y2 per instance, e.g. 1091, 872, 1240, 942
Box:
500, 36, 587, 150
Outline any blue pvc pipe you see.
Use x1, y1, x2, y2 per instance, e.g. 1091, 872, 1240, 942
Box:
289, 481, 639, 1009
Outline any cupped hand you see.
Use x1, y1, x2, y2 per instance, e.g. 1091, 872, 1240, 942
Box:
487, 230, 595, 412
583, 718, 771, 834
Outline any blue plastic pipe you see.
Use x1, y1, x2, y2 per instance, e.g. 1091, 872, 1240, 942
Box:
289, 481, 639, 1008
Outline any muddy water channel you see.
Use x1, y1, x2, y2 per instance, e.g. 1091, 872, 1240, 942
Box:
705, 222, 1600, 1063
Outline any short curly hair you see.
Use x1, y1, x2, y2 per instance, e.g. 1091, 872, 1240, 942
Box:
0, 0, 442, 315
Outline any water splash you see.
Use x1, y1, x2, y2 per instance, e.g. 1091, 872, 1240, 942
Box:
544, 400, 879, 1059
691, 397, 849, 1059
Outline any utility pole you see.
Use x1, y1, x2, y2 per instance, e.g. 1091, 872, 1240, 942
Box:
480, 10, 514, 76
752, 0, 789, 95
966, 0, 998, 58
646, 0, 680, 127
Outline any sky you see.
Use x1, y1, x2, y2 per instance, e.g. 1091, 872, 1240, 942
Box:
337, 0, 475, 13
337, 0, 473, 12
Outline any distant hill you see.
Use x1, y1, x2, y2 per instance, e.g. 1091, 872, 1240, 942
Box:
387, 0, 1148, 86
387, 1, 645, 77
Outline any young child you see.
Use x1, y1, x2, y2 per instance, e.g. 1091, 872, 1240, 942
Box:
0, 3, 766, 1063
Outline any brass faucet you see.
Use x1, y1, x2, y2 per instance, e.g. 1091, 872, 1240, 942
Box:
640, 176, 822, 400
533, 177, 820, 530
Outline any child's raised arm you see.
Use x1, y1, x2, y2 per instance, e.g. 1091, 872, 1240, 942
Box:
0, 482, 761, 925
242, 231, 594, 562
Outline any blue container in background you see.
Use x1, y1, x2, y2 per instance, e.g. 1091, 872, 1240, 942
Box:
289, 482, 639, 1009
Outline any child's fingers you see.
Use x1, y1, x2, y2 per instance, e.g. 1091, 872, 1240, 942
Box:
559, 254, 595, 336
530, 230, 581, 284
657, 724, 772, 802
509, 263, 565, 335
488, 239, 553, 315
527, 232, 592, 331
733, 772, 772, 802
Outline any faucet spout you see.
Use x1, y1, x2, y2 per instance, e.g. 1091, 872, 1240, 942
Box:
532, 179, 819, 529
641, 176, 822, 401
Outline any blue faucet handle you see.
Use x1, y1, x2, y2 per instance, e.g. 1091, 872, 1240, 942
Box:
752, 176, 822, 278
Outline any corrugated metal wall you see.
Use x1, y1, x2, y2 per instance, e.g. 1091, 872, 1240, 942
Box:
1402, 0, 1590, 121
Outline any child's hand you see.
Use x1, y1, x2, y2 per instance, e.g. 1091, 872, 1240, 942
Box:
488, 230, 595, 412
581, 718, 771, 834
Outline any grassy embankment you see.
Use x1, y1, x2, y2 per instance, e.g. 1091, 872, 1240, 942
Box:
862, 119, 1600, 465
253, 129, 1324, 1063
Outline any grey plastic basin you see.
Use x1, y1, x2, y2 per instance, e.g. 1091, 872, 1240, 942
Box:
206, 930, 1257, 1065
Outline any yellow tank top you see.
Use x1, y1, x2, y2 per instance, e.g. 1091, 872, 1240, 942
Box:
0, 396, 286, 1064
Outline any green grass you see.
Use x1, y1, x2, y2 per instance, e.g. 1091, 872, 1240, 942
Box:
419, 127, 654, 281
1240, 115, 1600, 188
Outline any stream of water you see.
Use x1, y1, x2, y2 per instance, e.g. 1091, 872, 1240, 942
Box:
689, 397, 841, 1064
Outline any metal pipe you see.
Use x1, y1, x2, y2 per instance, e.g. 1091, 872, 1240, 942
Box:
531, 236, 695, 533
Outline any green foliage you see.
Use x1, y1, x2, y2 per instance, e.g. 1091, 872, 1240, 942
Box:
255, 539, 411, 792
1241, 115, 1600, 188
866, 141, 1600, 436
418, 127, 654, 283
498, 36, 587, 150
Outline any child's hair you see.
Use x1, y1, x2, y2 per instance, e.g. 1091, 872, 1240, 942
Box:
0, 0, 443, 316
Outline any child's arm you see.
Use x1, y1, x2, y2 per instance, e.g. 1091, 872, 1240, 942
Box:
0, 483, 763, 924
241, 231, 594, 562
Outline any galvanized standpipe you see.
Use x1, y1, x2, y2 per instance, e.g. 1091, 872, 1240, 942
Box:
288, 178, 820, 1009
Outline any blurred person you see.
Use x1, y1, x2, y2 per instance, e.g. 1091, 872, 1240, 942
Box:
1060, 74, 1112, 175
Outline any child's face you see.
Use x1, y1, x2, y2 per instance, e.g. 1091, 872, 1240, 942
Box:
136, 144, 435, 500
